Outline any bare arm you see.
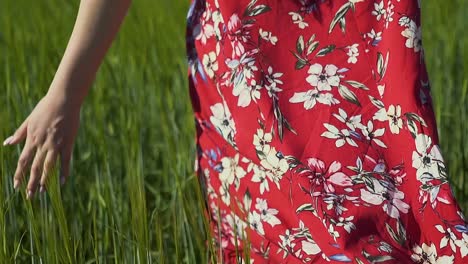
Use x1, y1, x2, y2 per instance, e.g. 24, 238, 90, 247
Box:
3, 0, 132, 199
48, 0, 132, 106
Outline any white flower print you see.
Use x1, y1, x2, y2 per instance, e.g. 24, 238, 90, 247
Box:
378, 84, 385, 97
373, 106, 388, 122
211, 4, 224, 38
412, 134, 444, 182
367, 28, 382, 46
219, 153, 247, 190
306, 63, 341, 91
336, 216, 356, 233
418, 184, 451, 211
292, 219, 310, 235
253, 128, 273, 152
401, 20, 422, 52
361, 120, 387, 148
289, 12, 308, 29
255, 198, 281, 227
411, 242, 454, 264
226, 213, 248, 245
235, 54, 259, 80
333, 108, 364, 131
324, 193, 349, 215
346, 43, 359, 64
259, 28, 278, 45
387, 104, 403, 134
202, 51, 218, 79
360, 178, 410, 219
219, 183, 231, 206
187, 1, 468, 262
248, 211, 265, 235
209, 102, 236, 143
398, 16, 411, 27
194, 5, 215, 44
320, 92, 340, 106
265, 66, 284, 97
328, 224, 340, 240
265, 82, 283, 99
260, 146, 289, 187
289, 89, 339, 110
249, 80, 263, 102
454, 232, 468, 258
251, 164, 270, 194
265, 66, 283, 88
279, 229, 296, 256
210, 219, 229, 249
232, 78, 261, 107
435, 225, 458, 253
372, 1, 386, 21
301, 240, 321, 255
225, 54, 260, 105
321, 123, 358, 148
384, 1, 395, 28
202, 168, 218, 200
195, 20, 214, 45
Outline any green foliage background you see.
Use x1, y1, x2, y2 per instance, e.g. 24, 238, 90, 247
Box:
0, 0, 466, 263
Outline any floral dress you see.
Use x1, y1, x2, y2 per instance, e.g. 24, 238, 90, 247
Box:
185, 0, 468, 263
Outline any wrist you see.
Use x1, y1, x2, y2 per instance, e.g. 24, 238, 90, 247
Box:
46, 54, 98, 108
46, 74, 91, 111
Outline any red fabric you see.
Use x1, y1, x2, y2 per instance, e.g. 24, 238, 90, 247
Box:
186, 0, 468, 263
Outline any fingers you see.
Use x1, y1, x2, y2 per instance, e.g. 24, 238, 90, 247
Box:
13, 138, 62, 198
26, 147, 47, 199
59, 146, 72, 186
39, 150, 58, 193
13, 137, 35, 190
3, 117, 29, 146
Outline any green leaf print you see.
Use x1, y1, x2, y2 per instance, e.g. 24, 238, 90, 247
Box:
329, 2, 351, 33
346, 80, 370, 90
377, 51, 389, 81
316, 44, 336, 57
296, 35, 305, 54
338, 84, 361, 107
246, 4, 271, 17
296, 203, 316, 214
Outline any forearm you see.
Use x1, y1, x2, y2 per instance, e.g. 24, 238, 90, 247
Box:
47, 0, 132, 107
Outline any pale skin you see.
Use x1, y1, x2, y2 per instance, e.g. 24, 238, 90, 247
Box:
2, 0, 132, 199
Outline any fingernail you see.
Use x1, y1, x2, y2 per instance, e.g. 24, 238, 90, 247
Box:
26, 190, 32, 199
2, 136, 14, 146
39, 186, 45, 193
13, 179, 19, 189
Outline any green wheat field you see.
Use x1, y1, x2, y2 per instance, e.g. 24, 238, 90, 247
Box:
0, 0, 466, 263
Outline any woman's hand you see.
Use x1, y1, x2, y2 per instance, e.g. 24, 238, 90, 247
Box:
2, 0, 131, 200
3, 93, 81, 199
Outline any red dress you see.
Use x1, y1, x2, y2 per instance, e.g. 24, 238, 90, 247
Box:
186, 0, 468, 263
